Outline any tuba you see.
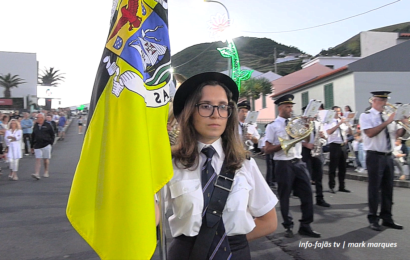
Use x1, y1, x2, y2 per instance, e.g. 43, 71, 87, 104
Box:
279, 117, 314, 156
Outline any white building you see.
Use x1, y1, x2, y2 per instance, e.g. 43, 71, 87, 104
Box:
360, 31, 410, 57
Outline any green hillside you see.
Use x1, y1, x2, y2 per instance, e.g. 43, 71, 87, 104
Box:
172, 22, 410, 78
318, 21, 410, 57
171, 37, 305, 78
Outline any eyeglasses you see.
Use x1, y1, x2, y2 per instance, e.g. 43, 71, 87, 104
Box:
195, 103, 232, 118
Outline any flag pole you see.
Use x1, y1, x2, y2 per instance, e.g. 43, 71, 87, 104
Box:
158, 188, 168, 260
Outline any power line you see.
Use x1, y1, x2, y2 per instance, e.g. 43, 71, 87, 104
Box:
241, 0, 401, 34
173, 42, 216, 68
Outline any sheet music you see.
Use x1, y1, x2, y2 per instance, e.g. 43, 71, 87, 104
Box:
318, 110, 335, 124
303, 99, 322, 118
394, 104, 410, 120
245, 111, 259, 124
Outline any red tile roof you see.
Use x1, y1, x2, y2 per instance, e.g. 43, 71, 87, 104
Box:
271, 66, 349, 98
269, 63, 333, 98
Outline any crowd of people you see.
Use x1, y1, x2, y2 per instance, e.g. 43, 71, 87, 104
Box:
165, 71, 406, 259
0, 109, 75, 181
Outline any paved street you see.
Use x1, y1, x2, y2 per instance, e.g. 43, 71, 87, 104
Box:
1, 124, 409, 260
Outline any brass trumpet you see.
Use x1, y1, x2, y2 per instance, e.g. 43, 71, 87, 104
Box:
279, 117, 314, 156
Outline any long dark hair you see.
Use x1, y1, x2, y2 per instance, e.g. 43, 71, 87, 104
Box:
172, 81, 246, 171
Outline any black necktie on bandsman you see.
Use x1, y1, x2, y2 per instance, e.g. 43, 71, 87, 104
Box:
201, 146, 232, 259
379, 112, 392, 150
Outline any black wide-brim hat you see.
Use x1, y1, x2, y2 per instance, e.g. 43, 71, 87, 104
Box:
173, 72, 239, 118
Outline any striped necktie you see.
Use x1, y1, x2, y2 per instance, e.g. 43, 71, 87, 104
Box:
379, 112, 392, 150
337, 120, 345, 143
201, 146, 232, 260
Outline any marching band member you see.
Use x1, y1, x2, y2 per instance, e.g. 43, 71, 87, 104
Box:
323, 106, 352, 193
264, 94, 320, 238
237, 101, 260, 149
166, 72, 278, 259
359, 91, 406, 231
301, 106, 330, 207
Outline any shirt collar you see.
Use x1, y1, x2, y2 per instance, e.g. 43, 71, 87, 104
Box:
276, 116, 286, 122
197, 137, 223, 159
369, 108, 381, 115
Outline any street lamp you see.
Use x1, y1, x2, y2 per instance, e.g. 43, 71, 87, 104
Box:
204, 0, 231, 77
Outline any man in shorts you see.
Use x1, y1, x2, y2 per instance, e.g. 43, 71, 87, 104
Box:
31, 113, 55, 179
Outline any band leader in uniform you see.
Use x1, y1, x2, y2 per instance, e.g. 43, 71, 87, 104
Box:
359, 91, 406, 231
264, 94, 320, 238
165, 72, 278, 260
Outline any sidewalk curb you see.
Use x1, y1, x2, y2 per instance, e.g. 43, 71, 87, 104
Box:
253, 153, 410, 189
323, 171, 410, 189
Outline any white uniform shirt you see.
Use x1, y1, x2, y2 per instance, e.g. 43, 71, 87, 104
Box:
323, 119, 349, 144
238, 122, 260, 141
265, 116, 302, 160
359, 108, 398, 153
165, 138, 278, 237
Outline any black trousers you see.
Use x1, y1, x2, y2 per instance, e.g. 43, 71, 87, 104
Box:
168, 234, 250, 260
23, 133, 31, 154
328, 143, 347, 190
302, 147, 324, 200
265, 153, 275, 185
274, 159, 313, 229
366, 151, 394, 224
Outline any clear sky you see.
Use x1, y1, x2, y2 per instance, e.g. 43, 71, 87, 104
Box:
0, 0, 408, 107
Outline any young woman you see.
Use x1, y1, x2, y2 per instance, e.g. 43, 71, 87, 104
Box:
165, 72, 278, 260
5, 119, 22, 180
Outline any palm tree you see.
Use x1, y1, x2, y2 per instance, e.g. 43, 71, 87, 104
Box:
38, 67, 65, 86
239, 77, 273, 107
0, 73, 26, 98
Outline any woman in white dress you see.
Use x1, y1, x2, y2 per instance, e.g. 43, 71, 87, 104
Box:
5, 119, 22, 180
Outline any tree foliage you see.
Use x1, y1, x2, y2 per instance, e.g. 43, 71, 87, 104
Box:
0, 73, 26, 98
38, 67, 65, 86
239, 77, 273, 101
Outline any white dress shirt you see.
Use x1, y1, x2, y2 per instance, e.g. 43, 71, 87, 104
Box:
165, 138, 278, 237
265, 116, 302, 160
323, 119, 349, 144
359, 108, 398, 153
238, 122, 260, 141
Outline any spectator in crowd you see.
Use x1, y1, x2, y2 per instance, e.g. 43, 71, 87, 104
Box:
1, 115, 10, 163
78, 116, 84, 134
21, 112, 33, 156
31, 113, 55, 180
352, 132, 363, 172
5, 119, 22, 181
58, 113, 67, 140
393, 138, 408, 180
46, 115, 58, 142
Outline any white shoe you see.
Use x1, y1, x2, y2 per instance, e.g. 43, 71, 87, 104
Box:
31, 174, 41, 180
43, 172, 49, 178
358, 169, 367, 173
